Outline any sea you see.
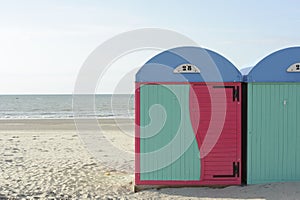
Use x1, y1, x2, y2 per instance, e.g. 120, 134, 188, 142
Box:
0, 95, 134, 119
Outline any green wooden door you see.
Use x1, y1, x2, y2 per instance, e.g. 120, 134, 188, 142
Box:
140, 84, 200, 181
247, 83, 300, 184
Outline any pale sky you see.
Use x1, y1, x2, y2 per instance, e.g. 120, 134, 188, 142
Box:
1, 0, 300, 94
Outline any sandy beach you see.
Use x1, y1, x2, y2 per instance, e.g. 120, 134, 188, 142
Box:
0, 119, 300, 199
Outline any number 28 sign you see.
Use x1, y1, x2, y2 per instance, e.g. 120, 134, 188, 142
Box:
173, 63, 201, 73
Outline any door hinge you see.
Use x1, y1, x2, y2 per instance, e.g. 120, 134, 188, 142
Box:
212, 86, 240, 102
213, 162, 240, 178
234, 86, 239, 102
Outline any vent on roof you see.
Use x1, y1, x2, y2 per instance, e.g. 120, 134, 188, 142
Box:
287, 63, 300, 72
173, 64, 200, 73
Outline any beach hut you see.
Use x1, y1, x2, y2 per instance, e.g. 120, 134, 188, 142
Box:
135, 46, 243, 190
244, 47, 300, 184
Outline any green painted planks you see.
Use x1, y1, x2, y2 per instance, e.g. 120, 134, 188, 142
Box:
140, 84, 200, 181
247, 83, 300, 184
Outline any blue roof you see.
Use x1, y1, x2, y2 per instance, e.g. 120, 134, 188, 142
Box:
136, 46, 242, 82
245, 47, 300, 82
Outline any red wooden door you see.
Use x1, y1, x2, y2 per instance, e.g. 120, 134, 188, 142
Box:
190, 83, 241, 185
